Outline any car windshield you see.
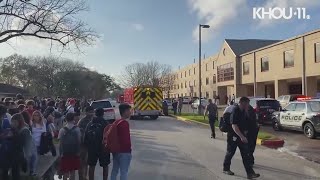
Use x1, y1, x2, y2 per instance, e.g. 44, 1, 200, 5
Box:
309, 101, 320, 112
91, 101, 112, 109
257, 100, 280, 108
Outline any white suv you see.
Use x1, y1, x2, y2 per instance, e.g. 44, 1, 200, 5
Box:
90, 100, 116, 122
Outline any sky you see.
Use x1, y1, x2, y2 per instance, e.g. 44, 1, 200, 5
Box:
0, 0, 320, 81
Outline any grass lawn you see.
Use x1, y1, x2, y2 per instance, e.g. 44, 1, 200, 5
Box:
257, 131, 278, 140
170, 111, 278, 141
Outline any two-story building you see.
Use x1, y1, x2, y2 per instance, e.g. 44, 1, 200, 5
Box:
168, 29, 320, 104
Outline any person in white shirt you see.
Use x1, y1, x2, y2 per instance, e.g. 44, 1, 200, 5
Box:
66, 99, 76, 114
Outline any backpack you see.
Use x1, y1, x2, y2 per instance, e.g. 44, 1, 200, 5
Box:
102, 119, 124, 153
84, 122, 104, 150
219, 113, 232, 133
219, 105, 240, 133
61, 126, 80, 156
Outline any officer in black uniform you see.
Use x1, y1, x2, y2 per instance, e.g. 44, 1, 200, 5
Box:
247, 105, 260, 167
223, 97, 260, 179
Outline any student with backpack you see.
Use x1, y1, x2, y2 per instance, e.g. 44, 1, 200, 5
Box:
3, 113, 32, 180
58, 112, 81, 180
84, 108, 110, 180
107, 104, 132, 180
77, 106, 95, 180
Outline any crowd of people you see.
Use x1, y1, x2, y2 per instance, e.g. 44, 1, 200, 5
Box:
0, 94, 133, 180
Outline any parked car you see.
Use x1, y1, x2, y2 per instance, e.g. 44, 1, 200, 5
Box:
90, 100, 116, 122
191, 99, 209, 109
276, 94, 308, 108
249, 98, 281, 124
272, 99, 320, 139
183, 96, 192, 104
163, 98, 173, 109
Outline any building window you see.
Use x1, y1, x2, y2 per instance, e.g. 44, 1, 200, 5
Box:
261, 57, 269, 72
217, 63, 234, 82
206, 64, 208, 71
189, 69, 191, 75
181, 73, 182, 78
213, 75, 216, 84
181, 83, 183, 89
194, 80, 196, 87
194, 68, 196, 74
177, 84, 179, 89
185, 71, 186, 77
206, 92, 209, 98
213, 61, 215, 69
284, 50, 294, 68
185, 82, 187, 88
206, 77, 209, 85
243, 61, 250, 75
194, 92, 197, 97
315, 43, 320, 63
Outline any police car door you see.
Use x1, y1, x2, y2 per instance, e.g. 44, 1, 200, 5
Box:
290, 102, 307, 128
280, 103, 296, 127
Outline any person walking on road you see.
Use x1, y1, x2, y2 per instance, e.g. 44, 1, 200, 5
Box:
247, 105, 260, 167
172, 100, 178, 115
58, 113, 81, 180
223, 97, 260, 179
204, 99, 218, 139
77, 106, 95, 180
178, 98, 183, 115
110, 104, 132, 180
84, 108, 110, 180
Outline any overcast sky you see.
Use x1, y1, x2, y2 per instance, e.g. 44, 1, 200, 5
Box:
0, 0, 319, 81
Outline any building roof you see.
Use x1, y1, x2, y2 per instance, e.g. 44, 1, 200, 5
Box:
0, 83, 28, 95
225, 39, 281, 56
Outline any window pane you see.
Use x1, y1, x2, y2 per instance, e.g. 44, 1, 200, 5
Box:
295, 103, 306, 112
261, 57, 269, 72
285, 103, 296, 111
284, 50, 294, 68
217, 62, 234, 82
316, 43, 320, 63
243, 62, 250, 75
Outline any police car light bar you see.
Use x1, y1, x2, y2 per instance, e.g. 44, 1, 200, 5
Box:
297, 97, 312, 101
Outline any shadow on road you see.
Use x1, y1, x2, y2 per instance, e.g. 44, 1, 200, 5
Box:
254, 164, 320, 179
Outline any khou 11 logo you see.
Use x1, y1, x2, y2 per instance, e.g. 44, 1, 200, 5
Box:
253, 7, 311, 20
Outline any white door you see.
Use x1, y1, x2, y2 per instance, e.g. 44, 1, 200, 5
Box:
280, 103, 296, 126
290, 103, 307, 128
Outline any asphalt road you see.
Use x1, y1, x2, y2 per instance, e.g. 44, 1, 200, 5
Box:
82, 115, 320, 180
181, 104, 320, 165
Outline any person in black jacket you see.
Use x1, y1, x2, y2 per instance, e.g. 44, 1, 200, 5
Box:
247, 105, 260, 167
2, 114, 32, 180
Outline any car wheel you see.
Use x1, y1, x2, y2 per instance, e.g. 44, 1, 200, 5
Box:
150, 115, 158, 120
304, 123, 316, 139
272, 119, 282, 131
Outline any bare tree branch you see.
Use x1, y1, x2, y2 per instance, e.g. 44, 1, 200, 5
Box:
0, 0, 98, 49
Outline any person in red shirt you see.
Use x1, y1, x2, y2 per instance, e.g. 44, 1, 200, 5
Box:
24, 100, 36, 118
110, 104, 132, 180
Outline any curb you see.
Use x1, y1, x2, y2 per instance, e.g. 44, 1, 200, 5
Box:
170, 114, 285, 148
256, 138, 285, 148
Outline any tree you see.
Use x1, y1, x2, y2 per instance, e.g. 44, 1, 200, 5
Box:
0, 54, 120, 99
160, 73, 175, 98
121, 61, 173, 88
0, 0, 97, 49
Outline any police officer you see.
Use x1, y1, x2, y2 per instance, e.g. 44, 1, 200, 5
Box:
223, 97, 260, 179
247, 105, 260, 167
204, 99, 218, 139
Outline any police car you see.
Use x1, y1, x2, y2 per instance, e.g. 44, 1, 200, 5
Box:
272, 98, 320, 139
